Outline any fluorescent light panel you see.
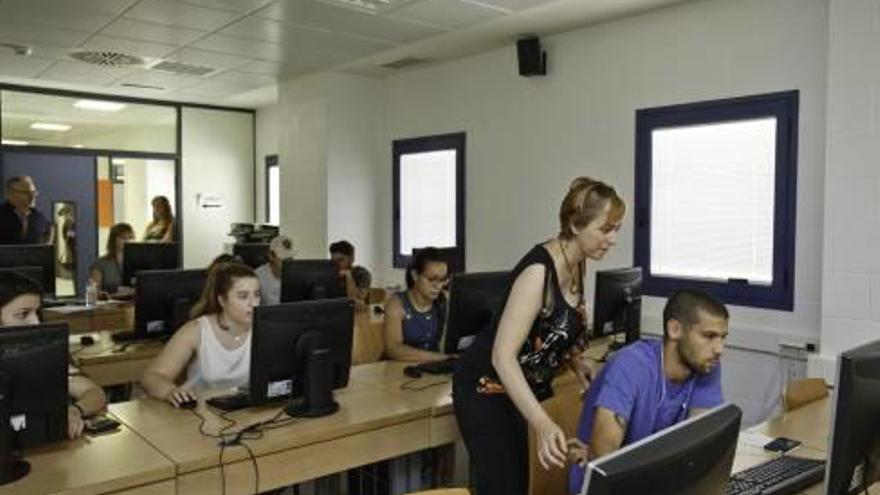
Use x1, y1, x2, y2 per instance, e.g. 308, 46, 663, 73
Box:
74, 99, 127, 112
30, 122, 72, 132
1, 139, 29, 146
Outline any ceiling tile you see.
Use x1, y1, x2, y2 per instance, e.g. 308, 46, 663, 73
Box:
279, 25, 393, 59
100, 18, 209, 46
124, 0, 240, 31
165, 47, 252, 70
192, 34, 285, 62
217, 16, 285, 44
80, 35, 178, 60
0, 54, 54, 78
237, 59, 293, 77
116, 69, 206, 90
185, 70, 275, 94
0, 39, 72, 60
178, 0, 275, 13
39, 60, 133, 86
388, 0, 506, 30
0, 1, 116, 32
257, 0, 447, 44
462, 0, 555, 12
0, 20, 90, 47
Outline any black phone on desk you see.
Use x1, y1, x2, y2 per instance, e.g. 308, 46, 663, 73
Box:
84, 417, 121, 435
764, 436, 802, 453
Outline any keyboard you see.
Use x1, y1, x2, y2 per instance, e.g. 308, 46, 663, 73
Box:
403, 357, 459, 378
726, 455, 825, 495
206, 391, 252, 412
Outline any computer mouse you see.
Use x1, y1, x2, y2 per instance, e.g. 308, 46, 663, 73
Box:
177, 398, 198, 409
79, 335, 95, 346
403, 365, 422, 379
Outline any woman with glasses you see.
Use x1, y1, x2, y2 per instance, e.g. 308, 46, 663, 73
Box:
382, 247, 453, 363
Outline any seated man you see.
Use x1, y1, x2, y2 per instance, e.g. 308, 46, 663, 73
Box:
329, 240, 372, 305
254, 235, 294, 306
568, 289, 729, 494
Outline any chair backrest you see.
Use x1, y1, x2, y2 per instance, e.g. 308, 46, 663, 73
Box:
782, 377, 828, 412
404, 489, 470, 495
528, 387, 584, 495
368, 287, 388, 304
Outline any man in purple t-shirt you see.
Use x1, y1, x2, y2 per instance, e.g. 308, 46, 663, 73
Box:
569, 289, 730, 494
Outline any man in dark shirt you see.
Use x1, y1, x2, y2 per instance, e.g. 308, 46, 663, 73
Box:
0, 176, 52, 244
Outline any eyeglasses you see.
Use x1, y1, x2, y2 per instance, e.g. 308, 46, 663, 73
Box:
11, 188, 37, 196
421, 275, 449, 286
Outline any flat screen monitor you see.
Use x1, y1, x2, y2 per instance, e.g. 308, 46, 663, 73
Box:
445, 271, 510, 354
593, 267, 642, 346
0, 245, 54, 296
824, 339, 880, 495
580, 403, 741, 495
0, 323, 69, 486
121, 242, 180, 286
249, 299, 354, 417
0, 267, 43, 292
280, 259, 345, 303
232, 243, 270, 269
134, 269, 207, 340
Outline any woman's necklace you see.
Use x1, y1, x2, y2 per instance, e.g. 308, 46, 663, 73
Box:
559, 240, 582, 296
217, 314, 245, 342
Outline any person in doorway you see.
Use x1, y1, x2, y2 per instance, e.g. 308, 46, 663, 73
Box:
144, 195, 174, 242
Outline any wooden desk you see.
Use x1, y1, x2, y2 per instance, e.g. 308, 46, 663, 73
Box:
43, 302, 133, 334
2, 423, 175, 495
110, 378, 435, 494
70, 331, 164, 387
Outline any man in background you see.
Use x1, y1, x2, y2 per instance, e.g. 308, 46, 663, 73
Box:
0, 176, 52, 244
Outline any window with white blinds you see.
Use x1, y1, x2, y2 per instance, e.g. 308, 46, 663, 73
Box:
393, 133, 465, 269
634, 91, 798, 310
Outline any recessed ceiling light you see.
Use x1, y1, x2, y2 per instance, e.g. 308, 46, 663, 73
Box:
74, 99, 126, 112
1, 139, 29, 146
72, 144, 84, 148
30, 122, 72, 132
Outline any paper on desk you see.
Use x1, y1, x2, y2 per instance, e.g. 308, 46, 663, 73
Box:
740, 431, 775, 449
47, 305, 94, 314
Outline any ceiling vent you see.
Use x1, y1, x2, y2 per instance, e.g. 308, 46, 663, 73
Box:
69, 50, 146, 68
316, 0, 407, 13
120, 83, 165, 90
381, 57, 428, 70
149, 60, 217, 77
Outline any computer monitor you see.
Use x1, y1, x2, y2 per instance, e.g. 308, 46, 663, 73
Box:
445, 271, 510, 354
0, 245, 55, 296
121, 242, 180, 286
232, 243, 270, 269
133, 269, 208, 340
280, 260, 346, 303
0, 323, 69, 486
249, 298, 354, 418
592, 267, 642, 347
580, 403, 741, 495
824, 339, 880, 495
0, 267, 43, 292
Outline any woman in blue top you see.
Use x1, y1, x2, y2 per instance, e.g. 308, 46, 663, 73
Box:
383, 247, 452, 363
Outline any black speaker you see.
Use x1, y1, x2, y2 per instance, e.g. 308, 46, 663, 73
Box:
517, 37, 546, 77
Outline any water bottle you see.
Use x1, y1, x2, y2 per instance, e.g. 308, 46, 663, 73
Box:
85, 279, 98, 307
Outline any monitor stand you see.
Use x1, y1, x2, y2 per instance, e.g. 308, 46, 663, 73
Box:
285, 335, 339, 418
0, 373, 29, 486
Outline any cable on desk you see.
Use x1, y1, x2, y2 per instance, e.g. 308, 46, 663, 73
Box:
400, 378, 450, 391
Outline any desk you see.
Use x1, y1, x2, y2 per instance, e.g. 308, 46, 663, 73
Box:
43, 302, 133, 334
2, 422, 175, 495
70, 331, 164, 387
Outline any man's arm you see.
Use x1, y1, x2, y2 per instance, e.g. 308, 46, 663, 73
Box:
588, 406, 627, 460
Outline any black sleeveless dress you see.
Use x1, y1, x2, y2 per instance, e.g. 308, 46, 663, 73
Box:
452, 244, 586, 495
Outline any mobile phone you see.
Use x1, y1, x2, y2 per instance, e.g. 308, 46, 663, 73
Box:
84, 417, 121, 435
763, 436, 802, 453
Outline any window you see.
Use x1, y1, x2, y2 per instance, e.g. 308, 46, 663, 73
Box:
634, 91, 798, 310
265, 154, 279, 225
393, 133, 465, 270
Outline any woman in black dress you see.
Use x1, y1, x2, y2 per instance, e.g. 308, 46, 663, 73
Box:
453, 177, 625, 495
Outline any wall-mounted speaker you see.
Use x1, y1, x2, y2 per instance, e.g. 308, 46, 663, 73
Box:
517, 37, 546, 77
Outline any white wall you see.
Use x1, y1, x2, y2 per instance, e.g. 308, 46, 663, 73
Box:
377, 0, 828, 354
256, 104, 279, 224
813, 0, 880, 377
181, 107, 255, 268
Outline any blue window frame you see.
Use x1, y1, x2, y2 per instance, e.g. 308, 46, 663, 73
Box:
634, 91, 798, 310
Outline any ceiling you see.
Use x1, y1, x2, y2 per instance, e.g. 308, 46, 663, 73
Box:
0, 0, 693, 109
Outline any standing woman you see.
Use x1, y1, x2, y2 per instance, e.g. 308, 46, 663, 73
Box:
144, 195, 174, 242
141, 263, 260, 406
453, 177, 625, 495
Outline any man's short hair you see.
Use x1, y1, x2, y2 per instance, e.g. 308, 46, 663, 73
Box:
5, 176, 28, 192
329, 240, 354, 258
662, 289, 729, 338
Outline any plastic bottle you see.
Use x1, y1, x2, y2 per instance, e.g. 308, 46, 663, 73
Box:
85, 279, 98, 307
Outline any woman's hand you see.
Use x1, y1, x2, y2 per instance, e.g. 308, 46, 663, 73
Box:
567, 437, 589, 466
536, 418, 568, 469
167, 387, 197, 408
68, 405, 85, 439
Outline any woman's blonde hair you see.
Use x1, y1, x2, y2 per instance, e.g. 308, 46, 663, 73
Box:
189, 262, 256, 319
558, 177, 625, 239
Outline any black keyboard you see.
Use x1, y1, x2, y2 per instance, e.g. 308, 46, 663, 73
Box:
726, 455, 825, 495
206, 391, 252, 412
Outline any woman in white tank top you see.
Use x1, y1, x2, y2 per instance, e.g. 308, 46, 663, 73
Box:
141, 262, 261, 407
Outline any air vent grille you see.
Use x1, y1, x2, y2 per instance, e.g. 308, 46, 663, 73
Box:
150, 60, 216, 77
69, 50, 145, 67
381, 57, 428, 70
120, 83, 165, 90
